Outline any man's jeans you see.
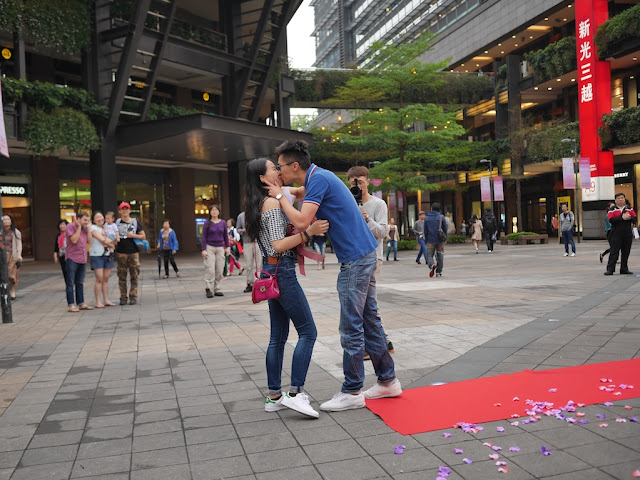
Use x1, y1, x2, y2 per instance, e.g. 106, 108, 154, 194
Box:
65, 259, 86, 306
337, 250, 395, 393
484, 232, 494, 251
562, 230, 576, 253
416, 237, 427, 263
427, 243, 444, 273
263, 256, 317, 394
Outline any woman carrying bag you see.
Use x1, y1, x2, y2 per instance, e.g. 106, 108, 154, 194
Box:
244, 157, 329, 418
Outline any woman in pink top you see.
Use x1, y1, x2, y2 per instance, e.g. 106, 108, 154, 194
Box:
65, 212, 93, 312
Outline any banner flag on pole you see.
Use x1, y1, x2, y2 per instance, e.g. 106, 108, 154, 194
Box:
493, 176, 504, 201
579, 157, 591, 188
480, 177, 491, 202
0, 75, 9, 158
562, 158, 576, 189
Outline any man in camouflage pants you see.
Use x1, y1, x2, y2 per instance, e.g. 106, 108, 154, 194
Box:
115, 202, 146, 305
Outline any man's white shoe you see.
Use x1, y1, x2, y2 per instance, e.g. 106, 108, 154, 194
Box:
282, 393, 319, 418
264, 395, 286, 412
563, 252, 569, 257
570, 253, 576, 257
320, 392, 365, 411
363, 380, 403, 400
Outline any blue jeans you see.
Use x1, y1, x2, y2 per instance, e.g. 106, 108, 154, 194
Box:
337, 250, 396, 393
427, 243, 444, 273
386, 240, 397, 260
562, 230, 576, 253
416, 237, 427, 263
65, 259, 86, 306
263, 256, 317, 394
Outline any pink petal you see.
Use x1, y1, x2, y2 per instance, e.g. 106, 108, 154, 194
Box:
510, 421, 519, 426
630, 417, 639, 422
613, 392, 622, 396
443, 433, 452, 438
632, 469, 640, 477
463, 458, 473, 464
577, 403, 585, 407
600, 378, 608, 383
599, 423, 608, 427
494, 403, 502, 407
492, 446, 502, 451
394, 445, 405, 454
489, 453, 500, 460
576, 412, 585, 417
548, 388, 557, 393
511, 414, 520, 418
616, 418, 627, 423
496, 427, 505, 432
513, 396, 520, 401
604, 402, 614, 406
498, 467, 509, 473
483, 442, 493, 447
625, 406, 633, 410
541, 446, 552, 456
496, 461, 507, 466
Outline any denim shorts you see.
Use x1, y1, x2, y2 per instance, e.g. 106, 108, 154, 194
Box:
90, 255, 115, 269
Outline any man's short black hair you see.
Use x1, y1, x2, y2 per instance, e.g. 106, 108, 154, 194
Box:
431, 203, 441, 212
615, 192, 626, 199
275, 139, 311, 169
485, 208, 492, 213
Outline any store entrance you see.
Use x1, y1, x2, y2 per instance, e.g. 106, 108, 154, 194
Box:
1, 183, 32, 258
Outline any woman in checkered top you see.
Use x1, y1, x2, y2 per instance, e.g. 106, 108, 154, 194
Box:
245, 157, 329, 419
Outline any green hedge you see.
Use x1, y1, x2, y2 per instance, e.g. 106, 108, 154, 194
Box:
446, 235, 467, 244
146, 103, 201, 121
524, 36, 576, 82
506, 232, 538, 241
24, 108, 99, 155
397, 239, 417, 251
599, 106, 640, 150
595, 3, 640, 59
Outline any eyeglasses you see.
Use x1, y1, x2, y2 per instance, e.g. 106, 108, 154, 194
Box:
275, 161, 297, 171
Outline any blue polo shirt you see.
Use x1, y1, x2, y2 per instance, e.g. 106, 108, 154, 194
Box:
303, 164, 377, 263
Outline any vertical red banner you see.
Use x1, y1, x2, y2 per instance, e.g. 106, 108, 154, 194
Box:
575, 0, 613, 201
493, 176, 504, 201
480, 177, 491, 202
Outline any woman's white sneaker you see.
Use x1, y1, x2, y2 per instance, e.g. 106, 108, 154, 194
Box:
363, 380, 402, 399
264, 395, 286, 412
282, 393, 319, 418
320, 392, 365, 411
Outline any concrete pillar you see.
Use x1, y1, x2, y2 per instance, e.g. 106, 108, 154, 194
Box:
32, 157, 60, 261
165, 168, 197, 252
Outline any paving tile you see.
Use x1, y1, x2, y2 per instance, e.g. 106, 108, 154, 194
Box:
451, 458, 535, 480
132, 446, 188, 470
315, 457, 387, 480
291, 425, 351, 446
254, 466, 321, 480
131, 464, 192, 480
0, 451, 22, 469
77, 438, 132, 459
187, 439, 243, 463
247, 446, 312, 473
235, 419, 288, 438
190, 456, 253, 480
19, 444, 79, 467
373, 447, 442, 474
540, 469, 616, 480
10, 461, 73, 480
303, 438, 368, 464
184, 425, 237, 445
132, 431, 185, 453
70, 453, 131, 478
183, 413, 231, 429
564, 441, 640, 467
133, 419, 182, 436
509, 450, 593, 477
83, 424, 133, 442
29, 429, 83, 448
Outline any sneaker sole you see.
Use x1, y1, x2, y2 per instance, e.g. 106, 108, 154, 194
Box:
364, 390, 402, 400
319, 402, 365, 412
282, 398, 319, 418
264, 405, 286, 412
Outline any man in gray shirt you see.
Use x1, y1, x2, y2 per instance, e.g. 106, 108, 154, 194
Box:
413, 211, 427, 264
236, 211, 257, 292
347, 166, 394, 354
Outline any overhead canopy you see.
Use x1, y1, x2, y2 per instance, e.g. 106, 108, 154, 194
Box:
116, 114, 312, 166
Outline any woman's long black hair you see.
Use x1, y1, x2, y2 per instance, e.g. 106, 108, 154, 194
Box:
244, 157, 270, 241
3, 214, 16, 233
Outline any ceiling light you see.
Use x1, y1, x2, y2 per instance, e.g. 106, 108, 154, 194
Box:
484, 50, 489, 53
557, 78, 562, 82
515, 44, 519, 47
476, 64, 480, 67
528, 25, 551, 31
498, 43, 501, 46
634, 57, 638, 61
530, 36, 534, 39
512, 35, 516, 38
461, 63, 464, 66
568, 4, 572, 7
534, 87, 539, 90
563, 18, 567, 21
501, 51, 504, 54
548, 87, 552, 90
571, 78, 576, 81
631, 76, 635, 79
544, 17, 548, 20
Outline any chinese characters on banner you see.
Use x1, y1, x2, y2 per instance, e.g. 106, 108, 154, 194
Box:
0, 75, 9, 158
493, 176, 504, 201
579, 157, 592, 188
575, 0, 614, 201
480, 177, 491, 202
563, 158, 576, 189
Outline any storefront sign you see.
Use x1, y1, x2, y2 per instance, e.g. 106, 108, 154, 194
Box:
575, 0, 614, 201
562, 158, 575, 189
0, 184, 27, 196
480, 176, 491, 202
493, 176, 504, 201
579, 157, 591, 188
0, 74, 9, 158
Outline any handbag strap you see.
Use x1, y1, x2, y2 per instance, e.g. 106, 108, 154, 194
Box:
255, 237, 280, 279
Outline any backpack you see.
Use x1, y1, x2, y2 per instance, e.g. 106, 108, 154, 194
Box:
482, 214, 496, 232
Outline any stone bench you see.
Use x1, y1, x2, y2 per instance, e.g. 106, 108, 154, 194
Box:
517, 234, 549, 245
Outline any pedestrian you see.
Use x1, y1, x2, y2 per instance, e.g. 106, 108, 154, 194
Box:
115, 202, 146, 305
385, 218, 399, 261
551, 214, 559, 237
413, 211, 427, 264
481, 208, 498, 253
103, 211, 119, 258
446, 212, 456, 235
424, 203, 447, 277
347, 165, 394, 355
227, 219, 243, 275
157, 219, 180, 278
604, 193, 636, 275
236, 211, 256, 293
312, 233, 326, 269
559, 203, 576, 257
89, 211, 116, 308
470, 214, 483, 253
2, 214, 22, 301
264, 139, 401, 412
461, 219, 468, 237
54, 219, 69, 286
64, 212, 92, 312
599, 202, 615, 264
245, 157, 329, 418
201, 204, 230, 297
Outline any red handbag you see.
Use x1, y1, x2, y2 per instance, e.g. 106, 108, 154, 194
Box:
251, 268, 280, 304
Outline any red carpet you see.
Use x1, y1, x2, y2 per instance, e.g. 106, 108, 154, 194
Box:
366, 359, 640, 435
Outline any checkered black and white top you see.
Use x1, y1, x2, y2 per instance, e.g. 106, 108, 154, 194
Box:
258, 208, 295, 258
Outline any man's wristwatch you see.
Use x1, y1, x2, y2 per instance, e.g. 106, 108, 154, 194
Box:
275, 193, 283, 200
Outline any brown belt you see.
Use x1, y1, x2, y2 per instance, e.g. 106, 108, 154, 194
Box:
266, 256, 279, 264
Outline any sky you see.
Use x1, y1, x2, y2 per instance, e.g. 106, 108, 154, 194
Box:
287, 0, 316, 69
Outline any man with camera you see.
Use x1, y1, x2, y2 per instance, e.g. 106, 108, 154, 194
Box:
263, 140, 401, 412
347, 166, 394, 355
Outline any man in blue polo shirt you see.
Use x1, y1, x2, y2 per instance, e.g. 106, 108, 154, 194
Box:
264, 139, 401, 411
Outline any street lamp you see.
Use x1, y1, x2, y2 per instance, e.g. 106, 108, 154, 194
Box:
561, 138, 580, 243
480, 158, 494, 214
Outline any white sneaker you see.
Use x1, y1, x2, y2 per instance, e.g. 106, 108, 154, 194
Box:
570, 253, 576, 257
264, 395, 286, 412
563, 253, 569, 257
320, 392, 365, 411
282, 393, 319, 418
363, 380, 402, 400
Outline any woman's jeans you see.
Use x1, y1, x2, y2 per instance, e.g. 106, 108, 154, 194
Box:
386, 240, 397, 260
263, 256, 317, 394
337, 250, 395, 393
65, 259, 86, 306
313, 239, 326, 257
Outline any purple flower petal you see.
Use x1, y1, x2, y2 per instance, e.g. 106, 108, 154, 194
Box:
496, 426, 505, 432
394, 445, 405, 454
630, 416, 638, 422
454, 448, 464, 454
463, 458, 473, 464
596, 414, 606, 419
492, 445, 502, 451
438, 466, 451, 476
509, 446, 520, 452
541, 446, 552, 456
443, 432, 452, 438
604, 402, 613, 406
548, 388, 557, 393
579, 419, 589, 424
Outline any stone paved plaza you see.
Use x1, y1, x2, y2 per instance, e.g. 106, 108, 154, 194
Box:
0, 240, 639, 479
